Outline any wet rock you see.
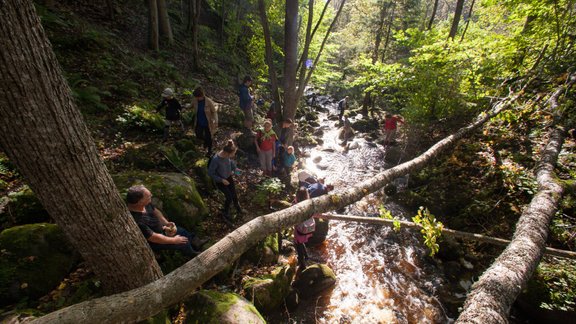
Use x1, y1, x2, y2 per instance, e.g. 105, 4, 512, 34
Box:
0, 223, 79, 306
183, 290, 265, 324
316, 164, 329, 170
243, 234, 279, 265
312, 129, 324, 137
352, 118, 379, 132
437, 237, 464, 262
312, 156, 322, 164
443, 261, 462, 281
242, 264, 295, 313
309, 121, 320, 127
292, 264, 336, 298
113, 171, 208, 229
321, 148, 335, 153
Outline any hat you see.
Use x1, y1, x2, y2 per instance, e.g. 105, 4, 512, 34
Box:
162, 88, 174, 98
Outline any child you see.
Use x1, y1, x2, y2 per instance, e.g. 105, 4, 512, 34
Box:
254, 119, 277, 176
383, 113, 404, 145
156, 88, 184, 141
293, 187, 315, 269
283, 146, 296, 175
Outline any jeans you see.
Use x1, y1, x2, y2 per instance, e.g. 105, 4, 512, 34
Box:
216, 176, 240, 217
149, 227, 197, 257
195, 125, 212, 154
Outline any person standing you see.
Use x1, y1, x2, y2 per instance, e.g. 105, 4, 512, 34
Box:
255, 119, 278, 176
293, 187, 315, 269
126, 185, 208, 257
208, 140, 244, 222
337, 96, 349, 122
239, 76, 254, 129
383, 113, 404, 145
192, 87, 218, 156
156, 88, 184, 141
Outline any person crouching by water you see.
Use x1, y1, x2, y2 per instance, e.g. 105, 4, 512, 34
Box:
126, 185, 208, 258
156, 88, 184, 142
192, 87, 218, 156
293, 186, 316, 269
255, 119, 278, 177
208, 140, 244, 222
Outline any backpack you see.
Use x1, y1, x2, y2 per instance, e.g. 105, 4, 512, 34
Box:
296, 217, 316, 234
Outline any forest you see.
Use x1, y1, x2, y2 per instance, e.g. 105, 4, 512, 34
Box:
0, 0, 575, 323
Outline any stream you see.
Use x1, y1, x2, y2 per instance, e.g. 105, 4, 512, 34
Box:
281, 95, 451, 323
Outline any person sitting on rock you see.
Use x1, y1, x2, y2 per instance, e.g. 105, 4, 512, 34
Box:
126, 185, 208, 258
338, 116, 355, 143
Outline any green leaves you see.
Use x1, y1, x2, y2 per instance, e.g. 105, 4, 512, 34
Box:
412, 207, 443, 257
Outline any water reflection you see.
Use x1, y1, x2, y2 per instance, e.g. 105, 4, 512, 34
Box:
290, 102, 447, 323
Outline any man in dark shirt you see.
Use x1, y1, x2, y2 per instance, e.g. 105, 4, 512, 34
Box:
126, 185, 207, 257
156, 88, 184, 141
239, 76, 254, 129
337, 96, 349, 122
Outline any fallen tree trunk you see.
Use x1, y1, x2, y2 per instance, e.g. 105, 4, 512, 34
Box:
321, 214, 576, 259
456, 75, 575, 323
33, 96, 519, 323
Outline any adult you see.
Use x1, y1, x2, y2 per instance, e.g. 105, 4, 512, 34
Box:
192, 87, 218, 156
239, 75, 254, 129
156, 87, 184, 141
255, 119, 277, 176
208, 140, 244, 221
383, 113, 404, 145
126, 185, 208, 257
337, 96, 349, 122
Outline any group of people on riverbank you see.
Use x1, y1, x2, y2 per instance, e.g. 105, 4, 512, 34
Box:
145, 80, 405, 261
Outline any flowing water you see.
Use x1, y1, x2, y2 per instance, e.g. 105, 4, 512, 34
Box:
283, 96, 449, 323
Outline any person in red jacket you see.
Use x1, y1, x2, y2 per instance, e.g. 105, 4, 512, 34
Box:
383, 113, 404, 145
254, 119, 278, 176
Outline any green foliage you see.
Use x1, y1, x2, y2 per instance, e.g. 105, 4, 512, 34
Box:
116, 104, 164, 132
254, 178, 284, 206
378, 205, 400, 232
412, 207, 443, 256
160, 146, 198, 171
525, 259, 576, 312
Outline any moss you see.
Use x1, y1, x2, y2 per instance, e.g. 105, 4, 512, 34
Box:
0, 224, 78, 306
193, 158, 214, 191
1, 186, 50, 230
243, 234, 279, 265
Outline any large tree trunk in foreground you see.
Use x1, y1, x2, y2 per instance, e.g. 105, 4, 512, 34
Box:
282, 0, 299, 144
148, 0, 160, 51
456, 76, 575, 323
0, 0, 162, 295
34, 93, 517, 323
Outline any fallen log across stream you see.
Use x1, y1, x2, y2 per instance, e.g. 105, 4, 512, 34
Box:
321, 213, 576, 260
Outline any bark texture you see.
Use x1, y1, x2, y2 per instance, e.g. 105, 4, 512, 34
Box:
148, 0, 160, 50
456, 76, 575, 323
448, 0, 465, 39
34, 98, 510, 323
0, 0, 162, 294
157, 0, 174, 44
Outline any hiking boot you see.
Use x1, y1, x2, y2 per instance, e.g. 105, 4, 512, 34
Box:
191, 236, 209, 250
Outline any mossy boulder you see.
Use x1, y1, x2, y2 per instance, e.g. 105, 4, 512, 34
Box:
243, 234, 279, 266
183, 290, 265, 324
306, 218, 329, 246
242, 264, 295, 313
113, 171, 208, 230
115, 143, 169, 171
351, 118, 379, 132
0, 186, 50, 230
0, 223, 79, 306
292, 264, 336, 298
193, 158, 214, 191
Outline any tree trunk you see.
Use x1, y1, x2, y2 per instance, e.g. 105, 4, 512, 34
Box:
191, 0, 201, 70
106, 0, 115, 20
459, 0, 475, 42
34, 95, 516, 323
363, 2, 387, 117
448, 0, 465, 40
427, 0, 438, 30
0, 0, 163, 295
382, 3, 395, 62
456, 76, 575, 323
158, 0, 174, 45
149, 0, 160, 51
257, 0, 281, 112
282, 0, 299, 143
296, 0, 315, 104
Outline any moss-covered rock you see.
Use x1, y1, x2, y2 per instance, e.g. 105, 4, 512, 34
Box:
183, 290, 265, 324
193, 158, 214, 191
113, 171, 208, 230
292, 264, 336, 298
115, 143, 169, 171
243, 234, 279, 266
242, 264, 295, 313
0, 223, 79, 306
0, 186, 51, 231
